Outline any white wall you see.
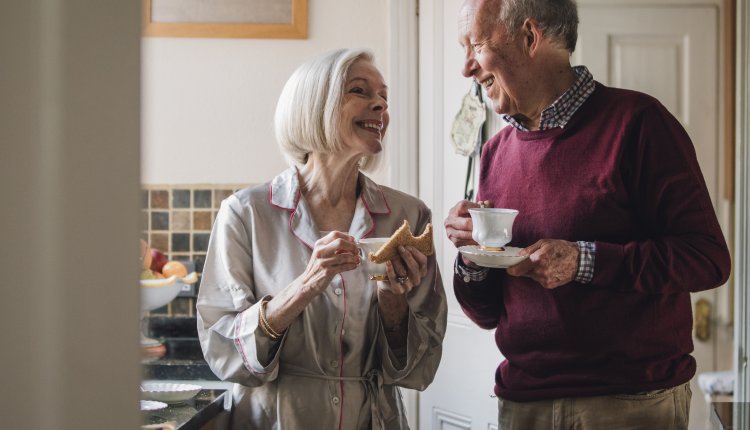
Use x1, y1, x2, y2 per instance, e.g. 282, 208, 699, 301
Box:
141, 0, 391, 185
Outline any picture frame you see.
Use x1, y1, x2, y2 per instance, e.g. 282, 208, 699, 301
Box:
142, 0, 308, 39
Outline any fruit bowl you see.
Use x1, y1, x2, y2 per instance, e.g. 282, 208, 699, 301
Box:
140, 272, 198, 311
140, 272, 198, 347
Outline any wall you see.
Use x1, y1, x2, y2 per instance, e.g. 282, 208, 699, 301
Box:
141, 0, 391, 186
1, 1, 141, 428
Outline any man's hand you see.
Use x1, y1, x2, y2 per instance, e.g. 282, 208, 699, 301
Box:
444, 200, 488, 267
444, 200, 487, 248
507, 239, 579, 289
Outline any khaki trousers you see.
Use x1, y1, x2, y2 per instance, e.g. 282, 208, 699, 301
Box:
497, 382, 692, 430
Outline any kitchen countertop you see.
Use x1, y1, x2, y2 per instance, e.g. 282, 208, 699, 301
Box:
142, 381, 231, 430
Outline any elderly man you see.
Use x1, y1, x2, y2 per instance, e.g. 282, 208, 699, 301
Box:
443, 0, 732, 428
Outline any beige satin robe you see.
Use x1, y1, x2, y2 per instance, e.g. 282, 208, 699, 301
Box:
197, 167, 447, 429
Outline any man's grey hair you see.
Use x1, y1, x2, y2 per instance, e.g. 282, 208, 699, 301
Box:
499, 0, 579, 52
274, 48, 381, 171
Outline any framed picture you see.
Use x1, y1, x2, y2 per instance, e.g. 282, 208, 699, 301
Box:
142, 0, 308, 39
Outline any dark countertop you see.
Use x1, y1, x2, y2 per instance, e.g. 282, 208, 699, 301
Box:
142, 388, 227, 430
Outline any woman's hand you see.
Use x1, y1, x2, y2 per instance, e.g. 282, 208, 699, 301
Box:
299, 231, 360, 296
506, 239, 579, 289
380, 245, 428, 295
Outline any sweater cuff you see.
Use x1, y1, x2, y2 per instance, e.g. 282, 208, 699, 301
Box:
591, 241, 625, 286
454, 255, 490, 283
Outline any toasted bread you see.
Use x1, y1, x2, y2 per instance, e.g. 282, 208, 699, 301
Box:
368, 220, 434, 263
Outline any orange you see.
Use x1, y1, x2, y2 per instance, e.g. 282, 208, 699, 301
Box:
162, 261, 188, 278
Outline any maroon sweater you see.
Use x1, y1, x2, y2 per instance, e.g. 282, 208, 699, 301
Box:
454, 83, 731, 401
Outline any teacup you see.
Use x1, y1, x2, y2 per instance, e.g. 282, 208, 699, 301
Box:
357, 238, 390, 281
468, 208, 519, 251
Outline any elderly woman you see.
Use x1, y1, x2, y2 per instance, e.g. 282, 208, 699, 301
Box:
197, 49, 447, 429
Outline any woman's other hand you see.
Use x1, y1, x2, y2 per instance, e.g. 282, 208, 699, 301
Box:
380, 245, 428, 295
299, 231, 360, 296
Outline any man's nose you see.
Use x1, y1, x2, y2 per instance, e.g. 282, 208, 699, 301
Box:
462, 49, 480, 78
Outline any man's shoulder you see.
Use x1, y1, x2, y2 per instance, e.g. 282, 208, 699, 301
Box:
591, 81, 661, 115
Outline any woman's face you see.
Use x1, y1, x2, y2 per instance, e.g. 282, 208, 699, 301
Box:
338, 59, 389, 157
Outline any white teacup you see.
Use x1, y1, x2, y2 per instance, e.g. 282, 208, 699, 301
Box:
357, 238, 390, 281
468, 208, 519, 251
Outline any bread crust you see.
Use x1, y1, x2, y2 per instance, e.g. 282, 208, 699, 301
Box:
368, 220, 434, 263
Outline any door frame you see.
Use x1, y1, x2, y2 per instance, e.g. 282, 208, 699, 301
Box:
387, 0, 421, 425
734, 0, 750, 420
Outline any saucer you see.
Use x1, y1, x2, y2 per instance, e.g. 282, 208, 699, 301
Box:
458, 245, 527, 268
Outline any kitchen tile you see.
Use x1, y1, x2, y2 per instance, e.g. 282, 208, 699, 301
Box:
194, 254, 206, 273
193, 211, 212, 230
151, 190, 169, 209
214, 189, 234, 208
172, 189, 191, 208
193, 233, 210, 252
151, 211, 169, 231
194, 190, 212, 208
150, 233, 168, 252
171, 211, 190, 230
172, 233, 190, 252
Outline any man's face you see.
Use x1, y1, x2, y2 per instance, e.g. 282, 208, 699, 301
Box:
458, 0, 525, 115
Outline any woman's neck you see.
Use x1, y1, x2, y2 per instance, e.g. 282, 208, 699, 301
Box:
298, 154, 361, 232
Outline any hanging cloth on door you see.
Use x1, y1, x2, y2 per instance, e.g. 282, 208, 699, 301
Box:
450, 81, 487, 200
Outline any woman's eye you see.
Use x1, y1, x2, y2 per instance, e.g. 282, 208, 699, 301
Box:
349, 86, 366, 94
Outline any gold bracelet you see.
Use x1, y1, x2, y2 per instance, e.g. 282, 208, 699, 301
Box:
258, 298, 284, 340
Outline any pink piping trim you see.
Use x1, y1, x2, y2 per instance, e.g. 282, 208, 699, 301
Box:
360, 187, 391, 215
337, 274, 347, 430
268, 181, 298, 212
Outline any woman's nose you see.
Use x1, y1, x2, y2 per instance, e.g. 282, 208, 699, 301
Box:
372, 96, 388, 112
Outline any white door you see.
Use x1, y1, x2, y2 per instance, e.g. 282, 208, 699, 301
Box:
418, 2, 724, 429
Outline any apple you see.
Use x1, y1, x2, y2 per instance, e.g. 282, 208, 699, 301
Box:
150, 248, 168, 273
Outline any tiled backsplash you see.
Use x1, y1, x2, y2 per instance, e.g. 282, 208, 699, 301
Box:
140, 185, 246, 273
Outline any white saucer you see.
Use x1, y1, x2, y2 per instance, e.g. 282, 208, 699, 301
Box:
458, 245, 527, 268
140, 400, 168, 411
141, 382, 202, 404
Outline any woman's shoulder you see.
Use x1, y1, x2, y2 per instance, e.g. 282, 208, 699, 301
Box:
375, 184, 431, 218
218, 182, 273, 213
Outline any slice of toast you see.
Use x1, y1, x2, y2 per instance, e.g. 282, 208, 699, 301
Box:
368, 220, 434, 264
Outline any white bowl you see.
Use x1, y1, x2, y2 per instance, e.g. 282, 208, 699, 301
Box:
140, 272, 198, 311
141, 382, 202, 404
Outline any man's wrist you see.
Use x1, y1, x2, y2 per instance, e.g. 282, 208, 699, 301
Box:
455, 255, 490, 283
574, 241, 596, 283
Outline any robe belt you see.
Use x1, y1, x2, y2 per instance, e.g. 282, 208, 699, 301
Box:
282, 365, 392, 430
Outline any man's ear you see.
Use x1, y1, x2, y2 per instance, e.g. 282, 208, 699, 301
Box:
521, 18, 544, 57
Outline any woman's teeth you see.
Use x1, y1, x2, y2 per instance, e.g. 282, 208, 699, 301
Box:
481, 77, 494, 88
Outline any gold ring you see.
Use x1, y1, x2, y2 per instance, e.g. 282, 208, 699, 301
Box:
396, 276, 408, 284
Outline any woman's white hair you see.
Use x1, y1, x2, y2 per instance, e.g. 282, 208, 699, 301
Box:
274, 48, 382, 171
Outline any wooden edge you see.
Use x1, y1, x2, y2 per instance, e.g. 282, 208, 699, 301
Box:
142, 0, 308, 39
